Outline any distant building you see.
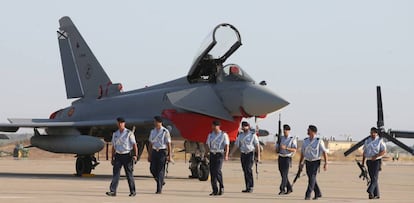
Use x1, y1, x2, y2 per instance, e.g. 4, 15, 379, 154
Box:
263, 136, 361, 154
289, 140, 358, 154
325, 140, 358, 153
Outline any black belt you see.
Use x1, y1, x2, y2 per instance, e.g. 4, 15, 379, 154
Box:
210, 152, 223, 155
305, 159, 321, 162
367, 159, 381, 162
152, 148, 166, 152
241, 151, 253, 154
279, 156, 292, 158
116, 153, 130, 155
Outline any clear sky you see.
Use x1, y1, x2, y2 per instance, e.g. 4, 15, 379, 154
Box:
0, 1, 413, 145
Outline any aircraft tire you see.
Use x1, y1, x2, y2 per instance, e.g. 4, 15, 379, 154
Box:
189, 166, 198, 178
198, 162, 209, 181
188, 154, 199, 178
76, 156, 92, 176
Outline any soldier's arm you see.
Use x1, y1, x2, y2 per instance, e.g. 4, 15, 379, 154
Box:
167, 141, 173, 162
374, 149, 386, 160
204, 143, 210, 158
286, 141, 297, 152
362, 154, 366, 166
132, 144, 138, 160
286, 147, 296, 152
377, 140, 387, 158
165, 130, 173, 161
323, 151, 328, 171
299, 152, 304, 167
205, 135, 211, 157
224, 133, 230, 160
111, 145, 115, 165
224, 144, 229, 161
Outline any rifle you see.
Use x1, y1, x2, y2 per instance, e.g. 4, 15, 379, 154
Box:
292, 163, 304, 187
276, 114, 282, 153
165, 160, 169, 177
130, 126, 137, 165
355, 159, 370, 186
255, 155, 259, 179
254, 117, 259, 179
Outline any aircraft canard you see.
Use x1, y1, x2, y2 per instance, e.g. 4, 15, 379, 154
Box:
166, 85, 234, 121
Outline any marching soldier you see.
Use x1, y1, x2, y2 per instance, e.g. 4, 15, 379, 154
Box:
230, 121, 260, 193
362, 127, 386, 199
298, 125, 328, 200
206, 120, 229, 196
106, 117, 138, 197
148, 116, 173, 194
276, 124, 297, 195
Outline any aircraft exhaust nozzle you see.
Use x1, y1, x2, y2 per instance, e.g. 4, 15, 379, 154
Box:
242, 85, 289, 116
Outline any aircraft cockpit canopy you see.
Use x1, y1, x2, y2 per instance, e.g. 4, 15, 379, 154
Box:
187, 23, 242, 83
221, 64, 254, 82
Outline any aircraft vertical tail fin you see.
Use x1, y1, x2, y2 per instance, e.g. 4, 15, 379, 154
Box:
57, 16, 111, 99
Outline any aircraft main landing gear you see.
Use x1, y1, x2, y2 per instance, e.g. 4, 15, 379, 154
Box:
185, 141, 209, 181
189, 154, 209, 181
75, 155, 99, 176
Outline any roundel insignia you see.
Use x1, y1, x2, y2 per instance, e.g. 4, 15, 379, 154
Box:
68, 107, 75, 117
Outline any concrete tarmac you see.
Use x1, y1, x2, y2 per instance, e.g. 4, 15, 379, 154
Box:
0, 158, 413, 203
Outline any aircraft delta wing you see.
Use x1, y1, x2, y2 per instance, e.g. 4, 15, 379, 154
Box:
0, 17, 289, 178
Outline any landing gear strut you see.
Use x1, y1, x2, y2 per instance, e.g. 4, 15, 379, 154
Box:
185, 141, 209, 181
75, 155, 99, 176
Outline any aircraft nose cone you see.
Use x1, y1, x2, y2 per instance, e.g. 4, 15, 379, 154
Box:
242, 85, 289, 116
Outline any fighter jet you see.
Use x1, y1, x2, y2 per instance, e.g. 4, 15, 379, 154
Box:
0, 17, 289, 178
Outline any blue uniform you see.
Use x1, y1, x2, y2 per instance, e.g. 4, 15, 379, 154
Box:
301, 137, 327, 161
276, 136, 297, 157
149, 126, 171, 150
112, 128, 137, 154
109, 128, 136, 194
301, 137, 328, 199
363, 136, 386, 198
363, 136, 386, 159
206, 131, 229, 194
207, 131, 230, 153
234, 131, 259, 153
276, 136, 297, 194
149, 126, 171, 193
234, 131, 259, 191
